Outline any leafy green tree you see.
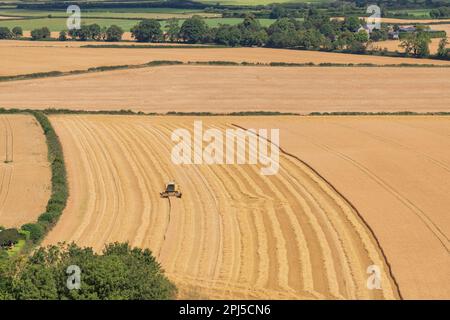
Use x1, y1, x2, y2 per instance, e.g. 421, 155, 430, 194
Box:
21, 223, 44, 242
99, 26, 107, 41
215, 25, 241, 47
303, 8, 330, 30
106, 25, 124, 42
131, 19, 163, 42
0, 242, 177, 300
437, 37, 449, 58
89, 24, 101, 41
0, 228, 21, 247
400, 32, 431, 57
299, 29, 325, 50
370, 28, 388, 41
180, 16, 208, 43
269, 5, 287, 19
267, 18, 299, 48
68, 28, 77, 40
238, 15, 268, 46
165, 18, 180, 42
30, 27, 51, 40
354, 30, 369, 43
343, 16, 362, 32
12, 26, 23, 38
58, 30, 67, 41
0, 27, 12, 40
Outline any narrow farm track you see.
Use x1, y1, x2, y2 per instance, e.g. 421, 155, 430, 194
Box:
44, 115, 400, 300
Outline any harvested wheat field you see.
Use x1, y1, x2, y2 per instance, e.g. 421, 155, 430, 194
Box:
0, 114, 51, 227
373, 38, 446, 55
3, 35, 202, 47
43, 115, 401, 300
2, 42, 450, 77
1, 66, 449, 113
234, 116, 450, 300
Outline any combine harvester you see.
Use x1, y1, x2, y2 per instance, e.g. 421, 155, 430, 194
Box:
160, 181, 182, 198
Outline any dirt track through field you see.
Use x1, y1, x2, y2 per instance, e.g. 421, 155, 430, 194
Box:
0, 114, 50, 227
1, 65, 449, 113
43, 115, 400, 300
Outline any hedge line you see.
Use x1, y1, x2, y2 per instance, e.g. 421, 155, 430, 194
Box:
0, 109, 68, 249
309, 111, 450, 116
2, 59, 449, 83
21, 111, 68, 244
0, 60, 184, 82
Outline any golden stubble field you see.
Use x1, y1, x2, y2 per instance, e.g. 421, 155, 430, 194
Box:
1, 65, 449, 113
43, 115, 403, 300
43, 115, 450, 299
1, 40, 450, 77
0, 114, 50, 227
234, 116, 450, 300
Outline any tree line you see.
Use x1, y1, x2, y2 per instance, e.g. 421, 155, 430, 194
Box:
127, 11, 372, 54
0, 242, 176, 299
0, 10, 448, 58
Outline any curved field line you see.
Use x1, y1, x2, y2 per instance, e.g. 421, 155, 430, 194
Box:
302, 134, 448, 253
329, 121, 450, 173
232, 123, 402, 299
47, 116, 402, 299
137, 124, 214, 277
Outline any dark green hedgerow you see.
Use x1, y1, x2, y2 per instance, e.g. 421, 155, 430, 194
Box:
21, 111, 68, 244
0, 61, 184, 83
1, 59, 450, 83
309, 111, 450, 116
0, 109, 68, 247
166, 111, 299, 116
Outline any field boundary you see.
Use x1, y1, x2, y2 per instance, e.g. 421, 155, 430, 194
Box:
2, 108, 450, 117
0, 108, 68, 253
2, 59, 450, 83
231, 123, 404, 300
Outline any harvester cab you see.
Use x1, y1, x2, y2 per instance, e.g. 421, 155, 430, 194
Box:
160, 181, 182, 198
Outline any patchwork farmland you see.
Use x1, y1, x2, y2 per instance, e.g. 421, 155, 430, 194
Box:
0, 0, 449, 302
2, 41, 450, 78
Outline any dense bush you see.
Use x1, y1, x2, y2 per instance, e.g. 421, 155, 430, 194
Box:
58, 30, 67, 41
68, 24, 105, 41
13, 111, 68, 246
180, 15, 209, 43
430, 6, 450, 18
106, 25, 124, 42
11, 27, 23, 38
21, 223, 44, 242
131, 19, 162, 42
30, 27, 50, 40
0, 229, 21, 247
0, 242, 176, 299
0, 27, 12, 40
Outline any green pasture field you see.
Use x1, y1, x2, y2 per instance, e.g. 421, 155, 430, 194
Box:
0, 8, 213, 19
198, 0, 326, 5
0, 17, 278, 31
388, 9, 431, 18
